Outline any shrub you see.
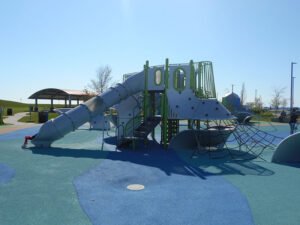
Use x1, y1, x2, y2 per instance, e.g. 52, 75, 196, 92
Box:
260, 111, 274, 118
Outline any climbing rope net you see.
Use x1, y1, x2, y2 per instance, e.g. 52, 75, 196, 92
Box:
191, 119, 284, 160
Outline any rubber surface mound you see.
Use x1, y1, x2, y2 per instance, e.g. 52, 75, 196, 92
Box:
74, 144, 254, 225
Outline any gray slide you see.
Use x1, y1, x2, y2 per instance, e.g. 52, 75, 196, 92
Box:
32, 71, 145, 147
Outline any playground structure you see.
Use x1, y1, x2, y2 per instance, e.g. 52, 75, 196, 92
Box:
26, 59, 292, 160
28, 59, 234, 147
29, 59, 236, 148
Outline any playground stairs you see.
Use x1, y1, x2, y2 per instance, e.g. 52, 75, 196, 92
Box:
110, 114, 118, 126
118, 116, 161, 148
134, 116, 161, 139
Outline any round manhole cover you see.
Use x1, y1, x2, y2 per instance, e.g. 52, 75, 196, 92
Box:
126, 184, 145, 191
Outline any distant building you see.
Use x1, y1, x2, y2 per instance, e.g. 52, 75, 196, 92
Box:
222, 92, 252, 123
222, 92, 243, 112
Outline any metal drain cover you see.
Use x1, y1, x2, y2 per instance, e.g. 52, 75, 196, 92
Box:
126, 184, 145, 191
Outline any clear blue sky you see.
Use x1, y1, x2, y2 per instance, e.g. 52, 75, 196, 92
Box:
1, 0, 299, 107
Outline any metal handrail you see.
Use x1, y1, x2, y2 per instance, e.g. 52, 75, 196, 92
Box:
126, 94, 143, 136
124, 115, 143, 137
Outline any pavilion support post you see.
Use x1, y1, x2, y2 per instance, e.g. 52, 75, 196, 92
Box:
64, 98, 67, 107
69, 95, 71, 107
50, 98, 54, 112
34, 98, 38, 112
77, 99, 79, 105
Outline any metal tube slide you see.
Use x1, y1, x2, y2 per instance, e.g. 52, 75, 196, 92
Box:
31, 71, 145, 147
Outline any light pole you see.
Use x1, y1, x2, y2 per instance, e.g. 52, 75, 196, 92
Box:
290, 62, 297, 112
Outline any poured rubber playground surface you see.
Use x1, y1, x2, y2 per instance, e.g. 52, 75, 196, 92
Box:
1, 123, 300, 225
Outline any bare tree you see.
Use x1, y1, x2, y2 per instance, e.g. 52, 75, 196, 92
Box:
82, 88, 96, 100
240, 82, 247, 106
281, 98, 288, 109
255, 95, 263, 109
86, 65, 113, 94
247, 95, 264, 113
270, 87, 286, 110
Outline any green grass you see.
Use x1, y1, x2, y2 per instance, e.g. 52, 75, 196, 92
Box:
18, 112, 59, 123
0, 99, 29, 115
0, 99, 68, 124
252, 111, 275, 122
0, 99, 68, 116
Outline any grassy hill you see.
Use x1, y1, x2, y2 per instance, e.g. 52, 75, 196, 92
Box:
0, 99, 66, 115
0, 99, 65, 124
0, 99, 32, 116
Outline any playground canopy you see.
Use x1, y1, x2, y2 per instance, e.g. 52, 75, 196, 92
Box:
29, 88, 90, 111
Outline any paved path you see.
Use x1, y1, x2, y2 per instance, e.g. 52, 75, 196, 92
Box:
0, 112, 39, 135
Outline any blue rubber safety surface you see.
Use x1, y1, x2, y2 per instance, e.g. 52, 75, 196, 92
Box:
74, 142, 254, 225
1, 123, 299, 225
0, 126, 40, 141
0, 127, 35, 185
0, 164, 15, 185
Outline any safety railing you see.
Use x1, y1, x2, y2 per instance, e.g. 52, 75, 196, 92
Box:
192, 61, 216, 99
124, 115, 143, 137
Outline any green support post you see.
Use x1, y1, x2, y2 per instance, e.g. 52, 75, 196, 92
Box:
211, 63, 216, 97
190, 60, 195, 91
196, 120, 200, 129
150, 92, 156, 140
143, 61, 149, 122
188, 120, 192, 129
162, 58, 169, 148
198, 62, 202, 98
